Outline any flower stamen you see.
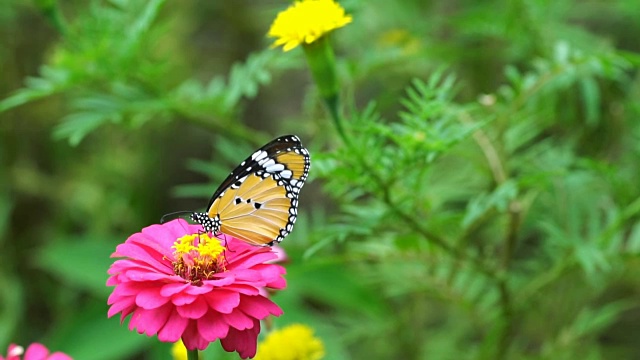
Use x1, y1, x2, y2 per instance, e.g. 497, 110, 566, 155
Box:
172, 233, 226, 284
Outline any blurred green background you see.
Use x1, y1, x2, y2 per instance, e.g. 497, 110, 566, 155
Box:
1, 0, 640, 359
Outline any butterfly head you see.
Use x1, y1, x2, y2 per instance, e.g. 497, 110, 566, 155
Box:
190, 212, 220, 234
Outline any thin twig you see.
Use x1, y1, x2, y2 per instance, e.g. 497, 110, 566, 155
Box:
460, 111, 507, 185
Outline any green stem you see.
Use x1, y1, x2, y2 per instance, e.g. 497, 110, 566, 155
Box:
301, 36, 347, 143
323, 94, 349, 146
495, 199, 519, 356
187, 348, 198, 360
502, 202, 521, 271
303, 36, 339, 100
495, 279, 513, 360
495, 201, 522, 358
460, 110, 518, 358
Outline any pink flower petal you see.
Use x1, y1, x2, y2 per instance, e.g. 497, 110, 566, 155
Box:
197, 311, 230, 342
237, 295, 283, 319
181, 321, 210, 350
48, 354, 73, 360
6, 343, 24, 359
124, 269, 171, 281
176, 297, 208, 319
107, 296, 136, 318
129, 305, 171, 336
171, 293, 197, 306
1, 343, 74, 360
112, 241, 172, 271
23, 343, 48, 359
253, 263, 287, 281
135, 287, 169, 309
109, 281, 157, 298
160, 282, 190, 297
222, 284, 262, 296
203, 290, 240, 314
220, 319, 260, 359
142, 220, 200, 249
157, 310, 189, 342
227, 250, 277, 270
266, 275, 287, 290
231, 269, 264, 282
267, 245, 288, 264
198, 276, 236, 288
222, 310, 254, 331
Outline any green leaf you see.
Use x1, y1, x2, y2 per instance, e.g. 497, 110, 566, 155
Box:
46, 301, 152, 360
563, 301, 634, 342
579, 77, 600, 126
35, 236, 118, 297
0, 66, 71, 112
53, 111, 114, 146
463, 180, 518, 227
285, 260, 388, 318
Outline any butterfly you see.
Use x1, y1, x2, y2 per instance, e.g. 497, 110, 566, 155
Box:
188, 135, 310, 246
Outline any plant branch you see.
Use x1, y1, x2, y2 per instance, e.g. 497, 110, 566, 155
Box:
496, 279, 514, 360
502, 201, 522, 271
324, 99, 498, 278
459, 110, 520, 358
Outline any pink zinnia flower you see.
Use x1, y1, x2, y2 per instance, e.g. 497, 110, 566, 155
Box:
107, 219, 286, 359
267, 245, 289, 265
1, 343, 72, 360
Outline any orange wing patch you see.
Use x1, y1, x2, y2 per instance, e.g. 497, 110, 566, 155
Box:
207, 174, 293, 246
222, 218, 280, 246
276, 152, 308, 181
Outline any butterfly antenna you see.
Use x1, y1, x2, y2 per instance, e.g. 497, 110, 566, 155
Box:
160, 210, 193, 224
222, 233, 236, 253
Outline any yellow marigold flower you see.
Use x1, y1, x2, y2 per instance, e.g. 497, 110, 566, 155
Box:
254, 324, 325, 360
268, 0, 352, 52
171, 340, 187, 360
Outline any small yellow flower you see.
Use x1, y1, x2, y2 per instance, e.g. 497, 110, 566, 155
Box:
268, 0, 352, 52
171, 340, 187, 360
378, 29, 422, 55
254, 324, 325, 360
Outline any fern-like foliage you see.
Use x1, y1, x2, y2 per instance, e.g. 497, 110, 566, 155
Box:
312, 40, 640, 359
0, 1, 288, 145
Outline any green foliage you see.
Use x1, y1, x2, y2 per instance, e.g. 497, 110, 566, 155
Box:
0, 1, 286, 145
1, 0, 640, 359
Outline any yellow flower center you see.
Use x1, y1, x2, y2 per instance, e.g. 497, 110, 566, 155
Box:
268, 0, 352, 52
254, 324, 325, 360
172, 233, 226, 285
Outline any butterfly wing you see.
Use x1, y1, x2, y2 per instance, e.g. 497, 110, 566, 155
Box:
205, 135, 308, 209
196, 135, 310, 246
